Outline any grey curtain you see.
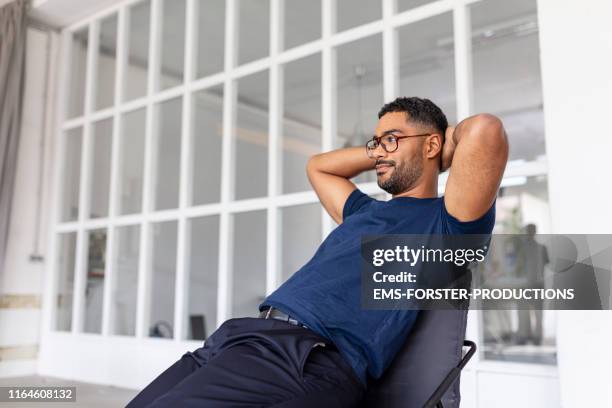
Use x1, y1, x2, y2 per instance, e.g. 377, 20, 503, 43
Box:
0, 0, 27, 276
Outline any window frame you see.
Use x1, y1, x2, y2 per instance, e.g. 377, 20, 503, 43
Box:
43, 0, 554, 383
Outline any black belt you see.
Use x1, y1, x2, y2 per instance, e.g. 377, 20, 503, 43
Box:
259, 307, 309, 329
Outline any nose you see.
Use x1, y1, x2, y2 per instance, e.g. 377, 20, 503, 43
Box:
372, 142, 387, 159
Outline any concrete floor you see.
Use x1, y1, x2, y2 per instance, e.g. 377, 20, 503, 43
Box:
0, 375, 138, 407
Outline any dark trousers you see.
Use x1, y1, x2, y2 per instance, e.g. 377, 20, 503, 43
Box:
126, 317, 365, 407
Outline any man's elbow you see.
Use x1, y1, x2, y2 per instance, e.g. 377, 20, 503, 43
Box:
306, 154, 321, 175
469, 113, 509, 158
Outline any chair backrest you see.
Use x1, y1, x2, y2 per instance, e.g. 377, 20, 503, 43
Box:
362, 309, 468, 408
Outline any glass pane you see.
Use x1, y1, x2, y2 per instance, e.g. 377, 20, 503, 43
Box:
149, 221, 177, 338
154, 98, 182, 210
195, 0, 225, 78
118, 109, 146, 215
90, 119, 113, 219
187, 215, 219, 339
61, 127, 83, 222
336, 0, 381, 33
283, 0, 321, 50
55, 232, 77, 331
95, 14, 118, 110
471, 0, 545, 162
159, 0, 186, 90
112, 225, 140, 336
237, 0, 269, 66
68, 27, 88, 118
483, 175, 556, 364
495, 176, 551, 232
231, 210, 266, 318
397, 0, 436, 13
125, 0, 150, 101
235, 71, 269, 200
280, 204, 321, 282
336, 34, 383, 184
192, 86, 223, 205
84, 229, 107, 334
282, 54, 322, 194
398, 12, 457, 124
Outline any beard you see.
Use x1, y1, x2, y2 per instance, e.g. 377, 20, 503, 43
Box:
377, 154, 423, 195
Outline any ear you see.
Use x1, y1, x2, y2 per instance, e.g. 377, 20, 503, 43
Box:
424, 133, 443, 159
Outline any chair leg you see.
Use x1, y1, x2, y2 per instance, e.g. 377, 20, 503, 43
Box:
422, 340, 477, 408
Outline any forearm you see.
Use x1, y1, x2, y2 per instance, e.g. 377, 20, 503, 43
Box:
307, 146, 375, 179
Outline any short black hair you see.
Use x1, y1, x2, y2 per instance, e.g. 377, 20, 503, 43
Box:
377, 97, 448, 140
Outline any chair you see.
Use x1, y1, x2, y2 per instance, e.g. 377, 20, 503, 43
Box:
362, 309, 476, 408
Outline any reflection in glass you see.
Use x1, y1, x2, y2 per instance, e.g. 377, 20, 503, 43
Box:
336, 0, 381, 33
154, 98, 182, 210
84, 229, 107, 334
235, 71, 269, 200
237, 0, 269, 66
159, 0, 186, 90
95, 14, 118, 110
187, 215, 219, 339
192, 86, 223, 205
90, 119, 113, 219
471, 0, 545, 162
483, 175, 555, 364
195, 0, 225, 78
281, 204, 321, 282
282, 54, 321, 194
118, 109, 146, 215
283, 0, 321, 50
149, 221, 177, 338
336, 34, 383, 184
61, 128, 83, 222
125, 0, 150, 101
231, 210, 266, 318
68, 27, 88, 118
55, 232, 77, 331
112, 225, 140, 336
398, 12, 457, 124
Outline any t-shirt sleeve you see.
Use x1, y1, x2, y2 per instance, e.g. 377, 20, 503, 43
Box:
442, 198, 497, 234
342, 188, 375, 221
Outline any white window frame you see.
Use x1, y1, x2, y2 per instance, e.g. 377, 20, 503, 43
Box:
40, 0, 555, 389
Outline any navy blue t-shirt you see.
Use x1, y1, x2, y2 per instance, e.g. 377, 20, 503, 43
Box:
260, 188, 496, 386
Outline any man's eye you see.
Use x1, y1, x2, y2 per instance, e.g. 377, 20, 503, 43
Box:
383, 136, 396, 144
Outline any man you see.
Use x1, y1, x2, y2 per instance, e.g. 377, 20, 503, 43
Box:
516, 223, 549, 345
127, 97, 508, 407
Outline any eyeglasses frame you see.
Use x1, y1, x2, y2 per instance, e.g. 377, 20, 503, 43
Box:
365, 132, 432, 157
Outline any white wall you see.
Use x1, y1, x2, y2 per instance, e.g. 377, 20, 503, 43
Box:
538, 0, 612, 407
0, 27, 58, 377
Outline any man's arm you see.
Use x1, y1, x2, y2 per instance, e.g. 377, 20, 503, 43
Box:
442, 113, 509, 221
306, 146, 375, 224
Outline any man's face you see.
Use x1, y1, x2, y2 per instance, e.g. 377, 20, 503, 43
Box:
372, 112, 425, 195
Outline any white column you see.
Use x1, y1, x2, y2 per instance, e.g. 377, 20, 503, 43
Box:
266, 0, 282, 294
320, 0, 337, 238
217, 0, 238, 325
538, 1, 612, 407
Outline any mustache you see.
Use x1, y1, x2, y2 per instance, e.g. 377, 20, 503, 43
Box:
376, 159, 395, 166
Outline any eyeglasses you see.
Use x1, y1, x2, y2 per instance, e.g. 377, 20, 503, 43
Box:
365, 133, 431, 158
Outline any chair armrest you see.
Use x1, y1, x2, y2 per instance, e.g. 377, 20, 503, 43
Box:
422, 340, 477, 408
